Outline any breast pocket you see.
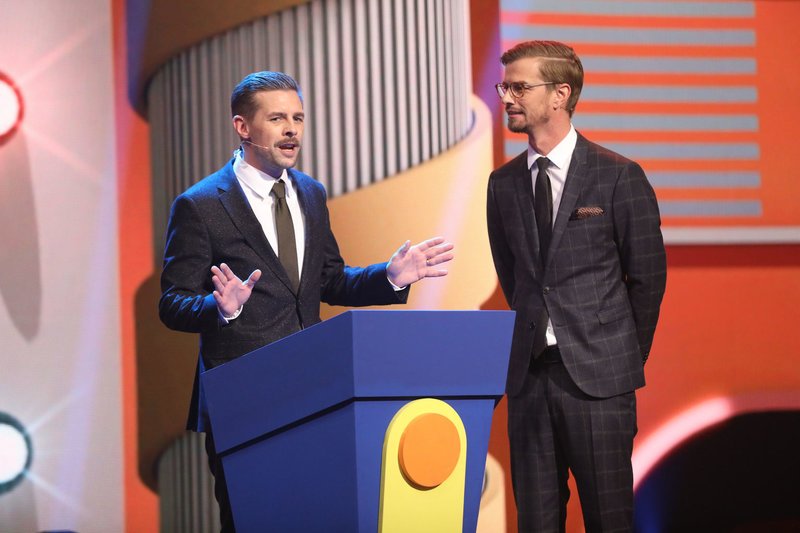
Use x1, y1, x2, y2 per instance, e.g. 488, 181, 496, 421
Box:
563, 212, 612, 254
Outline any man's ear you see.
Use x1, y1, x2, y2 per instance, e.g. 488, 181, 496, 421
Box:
554, 83, 572, 111
232, 115, 249, 139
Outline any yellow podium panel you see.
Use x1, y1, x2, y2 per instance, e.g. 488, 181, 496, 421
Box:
379, 398, 468, 533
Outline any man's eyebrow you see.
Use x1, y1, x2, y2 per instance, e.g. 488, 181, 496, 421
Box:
265, 112, 304, 118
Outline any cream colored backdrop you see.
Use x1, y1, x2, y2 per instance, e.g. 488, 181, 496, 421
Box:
0, 0, 123, 531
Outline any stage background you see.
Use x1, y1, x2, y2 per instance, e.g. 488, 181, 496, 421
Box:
0, 1, 798, 531
0, 0, 123, 531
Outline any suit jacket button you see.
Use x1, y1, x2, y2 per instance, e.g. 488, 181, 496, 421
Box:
543, 286, 550, 295
528, 321, 535, 330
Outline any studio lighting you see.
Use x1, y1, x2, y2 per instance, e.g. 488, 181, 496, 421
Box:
0, 412, 32, 495
0, 71, 24, 145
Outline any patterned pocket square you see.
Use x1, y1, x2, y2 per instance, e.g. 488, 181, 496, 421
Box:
569, 206, 604, 220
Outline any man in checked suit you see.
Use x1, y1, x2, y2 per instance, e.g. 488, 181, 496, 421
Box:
159, 71, 453, 532
487, 41, 667, 531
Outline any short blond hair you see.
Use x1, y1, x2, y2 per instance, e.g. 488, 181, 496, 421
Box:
501, 40, 584, 116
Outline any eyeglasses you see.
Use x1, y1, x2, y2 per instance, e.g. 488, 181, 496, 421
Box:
495, 81, 558, 99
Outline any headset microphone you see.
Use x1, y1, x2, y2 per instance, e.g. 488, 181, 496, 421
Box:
241, 139, 272, 151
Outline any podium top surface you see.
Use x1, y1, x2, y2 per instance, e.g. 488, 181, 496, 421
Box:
202, 310, 514, 453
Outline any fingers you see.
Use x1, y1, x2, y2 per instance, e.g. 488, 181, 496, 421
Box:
219, 262, 237, 281
211, 263, 237, 286
425, 251, 455, 267
437, 241, 455, 253
211, 264, 261, 290
423, 241, 454, 262
418, 238, 452, 253
243, 269, 262, 288
212, 274, 225, 293
395, 240, 411, 256
429, 242, 455, 257
421, 239, 453, 276
414, 236, 445, 252
424, 268, 449, 277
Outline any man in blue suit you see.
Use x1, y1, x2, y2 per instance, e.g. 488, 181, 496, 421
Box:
159, 71, 453, 532
487, 41, 667, 532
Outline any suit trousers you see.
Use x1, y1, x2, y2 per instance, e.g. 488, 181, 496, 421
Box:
508, 356, 637, 533
205, 430, 236, 533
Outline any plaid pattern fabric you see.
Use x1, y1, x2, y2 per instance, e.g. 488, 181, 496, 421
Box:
488, 133, 666, 531
487, 133, 667, 399
508, 361, 637, 532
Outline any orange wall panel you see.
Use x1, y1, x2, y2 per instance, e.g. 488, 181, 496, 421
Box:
114, 0, 159, 530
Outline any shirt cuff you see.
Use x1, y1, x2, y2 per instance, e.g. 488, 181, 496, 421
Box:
218, 305, 243, 324
386, 275, 406, 292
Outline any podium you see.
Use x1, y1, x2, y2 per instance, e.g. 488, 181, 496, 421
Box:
202, 310, 514, 532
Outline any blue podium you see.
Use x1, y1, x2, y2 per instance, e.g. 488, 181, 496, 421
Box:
202, 310, 514, 532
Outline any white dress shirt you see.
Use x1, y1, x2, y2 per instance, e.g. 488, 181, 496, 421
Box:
222, 151, 402, 322
218, 153, 306, 322
526, 125, 578, 346
233, 152, 306, 273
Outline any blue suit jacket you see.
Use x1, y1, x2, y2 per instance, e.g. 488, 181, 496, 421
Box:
159, 160, 407, 431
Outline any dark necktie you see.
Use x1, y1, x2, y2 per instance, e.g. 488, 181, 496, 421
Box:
532, 157, 552, 359
271, 179, 300, 293
534, 156, 553, 265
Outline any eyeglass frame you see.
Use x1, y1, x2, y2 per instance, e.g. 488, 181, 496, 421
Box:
495, 81, 560, 99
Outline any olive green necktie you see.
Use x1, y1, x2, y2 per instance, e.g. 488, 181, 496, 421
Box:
271, 179, 299, 293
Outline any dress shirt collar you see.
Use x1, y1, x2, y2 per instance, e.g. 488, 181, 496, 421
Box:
232, 151, 292, 200
527, 124, 578, 172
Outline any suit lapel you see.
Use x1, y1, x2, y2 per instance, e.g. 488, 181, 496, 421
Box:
510, 152, 545, 272
545, 134, 588, 271
216, 162, 295, 293
288, 169, 318, 294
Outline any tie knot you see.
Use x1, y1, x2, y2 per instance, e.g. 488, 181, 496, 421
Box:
536, 157, 550, 172
271, 179, 287, 199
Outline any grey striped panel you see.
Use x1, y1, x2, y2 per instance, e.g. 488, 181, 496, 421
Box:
501, 0, 754, 18
658, 200, 762, 217
148, 0, 472, 257
502, 24, 755, 46
158, 432, 219, 533
583, 56, 756, 74
581, 85, 757, 103
663, 226, 800, 244
505, 141, 759, 160
605, 142, 759, 160
573, 114, 758, 131
648, 171, 760, 188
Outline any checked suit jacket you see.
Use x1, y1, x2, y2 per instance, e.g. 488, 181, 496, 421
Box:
159, 160, 407, 432
487, 133, 667, 399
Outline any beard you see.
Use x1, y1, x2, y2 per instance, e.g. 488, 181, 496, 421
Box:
507, 110, 550, 134
507, 120, 527, 133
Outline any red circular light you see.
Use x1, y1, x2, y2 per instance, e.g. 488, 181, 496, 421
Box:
0, 71, 24, 145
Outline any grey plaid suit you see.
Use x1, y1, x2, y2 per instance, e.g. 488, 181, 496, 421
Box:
487, 132, 666, 532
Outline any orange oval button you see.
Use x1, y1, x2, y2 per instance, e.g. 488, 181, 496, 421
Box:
398, 413, 461, 489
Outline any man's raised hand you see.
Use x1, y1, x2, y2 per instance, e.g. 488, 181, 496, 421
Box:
211, 263, 262, 317
386, 236, 454, 288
